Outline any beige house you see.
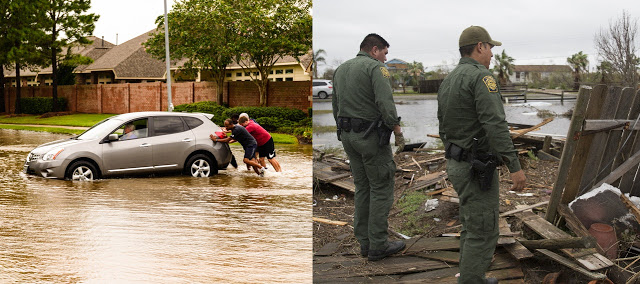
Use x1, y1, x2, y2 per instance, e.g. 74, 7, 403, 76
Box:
4, 30, 311, 86
509, 65, 572, 84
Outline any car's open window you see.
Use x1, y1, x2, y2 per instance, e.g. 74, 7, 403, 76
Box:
111, 118, 149, 141
153, 116, 187, 136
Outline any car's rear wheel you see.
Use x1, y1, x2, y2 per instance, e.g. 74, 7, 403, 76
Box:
318, 91, 328, 99
67, 160, 98, 181
186, 154, 217, 177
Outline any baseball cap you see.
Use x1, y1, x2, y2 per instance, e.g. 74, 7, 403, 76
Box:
459, 26, 502, 48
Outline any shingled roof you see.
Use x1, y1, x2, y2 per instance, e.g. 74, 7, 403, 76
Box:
3, 36, 114, 77
227, 50, 313, 71
514, 65, 572, 73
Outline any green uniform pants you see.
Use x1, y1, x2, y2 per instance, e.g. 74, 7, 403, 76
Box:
341, 130, 396, 251
446, 159, 499, 284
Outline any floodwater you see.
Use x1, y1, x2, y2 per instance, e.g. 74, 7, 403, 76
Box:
313, 96, 575, 151
0, 129, 312, 283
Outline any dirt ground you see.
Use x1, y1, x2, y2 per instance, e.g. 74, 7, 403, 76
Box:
312, 149, 622, 283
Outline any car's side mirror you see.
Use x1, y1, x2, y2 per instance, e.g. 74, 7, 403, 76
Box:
108, 134, 119, 142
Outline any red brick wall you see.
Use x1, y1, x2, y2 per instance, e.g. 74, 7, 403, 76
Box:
58, 85, 77, 112
77, 85, 100, 113
267, 81, 312, 111
130, 82, 162, 112
2, 81, 311, 114
228, 81, 260, 107
102, 84, 129, 114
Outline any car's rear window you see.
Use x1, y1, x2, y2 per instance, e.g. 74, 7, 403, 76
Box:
183, 117, 204, 129
313, 82, 327, 86
154, 116, 186, 136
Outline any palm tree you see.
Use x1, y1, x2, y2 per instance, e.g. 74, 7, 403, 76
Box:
492, 50, 515, 85
406, 61, 424, 86
313, 49, 327, 79
567, 51, 589, 90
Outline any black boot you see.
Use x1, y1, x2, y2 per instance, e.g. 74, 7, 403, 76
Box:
360, 244, 369, 257
367, 240, 405, 261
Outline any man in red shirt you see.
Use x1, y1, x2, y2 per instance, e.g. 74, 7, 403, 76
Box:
238, 116, 282, 172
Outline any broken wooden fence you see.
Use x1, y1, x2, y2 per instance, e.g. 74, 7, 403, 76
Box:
547, 84, 640, 222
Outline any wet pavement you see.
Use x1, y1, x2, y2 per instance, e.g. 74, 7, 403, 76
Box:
0, 129, 312, 283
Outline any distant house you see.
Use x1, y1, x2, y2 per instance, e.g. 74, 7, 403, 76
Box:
386, 58, 409, 71
3, 36, 115, 87
509, 65, 572, 83
4, 30, 311, 86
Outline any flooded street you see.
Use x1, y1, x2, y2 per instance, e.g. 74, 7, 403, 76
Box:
0, 129, 312, 283
313, 96, 575, 151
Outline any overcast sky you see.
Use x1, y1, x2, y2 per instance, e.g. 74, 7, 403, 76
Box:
313, 0, 640, 74
88, 0, 177, 46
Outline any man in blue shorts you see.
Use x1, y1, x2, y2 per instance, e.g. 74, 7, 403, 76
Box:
210, 118, 265, 176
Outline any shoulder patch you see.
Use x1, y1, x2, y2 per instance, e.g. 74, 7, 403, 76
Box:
482, 76, 498, 93
380, 67, 390, 78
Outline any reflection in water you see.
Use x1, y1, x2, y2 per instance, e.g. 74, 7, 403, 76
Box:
0, 129, 312, 283
314, 97, 575, 150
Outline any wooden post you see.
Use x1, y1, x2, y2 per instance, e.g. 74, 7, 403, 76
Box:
524, 91, 528, 103
545, 86, 592, 223
543, 135, 552, 152
560, 85, 608, 204
561, 90, 565, 103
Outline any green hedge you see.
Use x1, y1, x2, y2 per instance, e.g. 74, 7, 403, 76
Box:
20, 97, 67, 114
174, 101, 227, 125
173, 101, 312, 138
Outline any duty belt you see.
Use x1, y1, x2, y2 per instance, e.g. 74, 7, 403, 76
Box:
337, 117, 374, 133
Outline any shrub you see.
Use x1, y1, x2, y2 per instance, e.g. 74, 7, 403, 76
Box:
222, 106, 306, 122
20, 97, 67, 114
174, 101, 226, 125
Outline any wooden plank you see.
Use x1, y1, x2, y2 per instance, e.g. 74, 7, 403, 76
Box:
620, 89, 640, 193
592, 149, 640, 189
583, 119, 640, 131
314, 256, 450, 280
500, 201, 548, 217
537, 150, 560, 161
519, 210, 613, 270
413, 250, 460, 263
404, 237, 460, 253
400, 267, 524, 284
315, 242, 340, 256
557, 204, 592, 239
313, 217, 348, 226
519, 237, 596, 250
578, 86, 623, 194
501, 216, 534, 260
537, 249, 607, 280
558, 84, 607, 205
323, 172, 351, 182
511, 117, 554, 139
595, 87, 634, 185
546, 86, 595, 222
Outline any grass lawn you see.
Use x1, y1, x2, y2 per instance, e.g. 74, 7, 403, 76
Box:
0, 124, 84, 135
0, 113, 115, 127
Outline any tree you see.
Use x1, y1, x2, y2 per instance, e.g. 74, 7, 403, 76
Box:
567, 51, 589, 90
0, 0, 49, 114
406, 61, 424, 86
233, 0, 312, 106
145, 0, 238, 105
322, 67, 335, 80
492, 50, 514, 85
41, 0, 98, 112
313, 49, 326, 79
595, 10, 640, 88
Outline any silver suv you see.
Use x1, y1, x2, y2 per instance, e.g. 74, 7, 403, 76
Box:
24, 111, 232, 180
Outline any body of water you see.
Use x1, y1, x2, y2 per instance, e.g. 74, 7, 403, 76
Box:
313, 95, 575, 151
0, 129, 312, 283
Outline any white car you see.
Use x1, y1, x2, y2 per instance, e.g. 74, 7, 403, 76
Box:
313, 79, 333, 99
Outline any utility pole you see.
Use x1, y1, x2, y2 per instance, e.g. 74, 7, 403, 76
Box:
163, 0, 173, 111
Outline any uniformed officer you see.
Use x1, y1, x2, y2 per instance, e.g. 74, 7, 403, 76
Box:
332, 33, 405, 261
437, 26, 526, 283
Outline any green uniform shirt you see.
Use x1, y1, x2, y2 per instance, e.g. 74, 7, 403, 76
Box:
332, 51, 399, 129
437, 57, 521, 173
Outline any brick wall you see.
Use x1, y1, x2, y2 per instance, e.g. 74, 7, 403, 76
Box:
2, 81, 311, 114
